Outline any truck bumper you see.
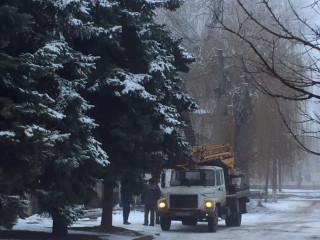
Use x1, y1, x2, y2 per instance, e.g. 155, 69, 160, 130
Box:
158, 209, 214, 219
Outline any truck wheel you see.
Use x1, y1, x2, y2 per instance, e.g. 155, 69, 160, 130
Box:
225, 215, 234, 227
234, 211, 242, 226
208, 209, 218, 232
160, 216, 171, 231
234, 203, 242, 227
226, 199, 241, 227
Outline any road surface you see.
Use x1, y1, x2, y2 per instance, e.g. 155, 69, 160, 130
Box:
127, 199, 320, 240
13, 193, 320, 240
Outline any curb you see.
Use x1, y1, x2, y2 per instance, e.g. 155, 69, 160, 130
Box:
132, 235, 154, 240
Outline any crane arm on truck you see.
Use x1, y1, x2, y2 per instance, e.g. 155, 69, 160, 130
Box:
191, 144, 236, 175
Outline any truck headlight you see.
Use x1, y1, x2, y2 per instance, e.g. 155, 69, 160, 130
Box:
205, 201, 213, 208
158, 201, 166, 209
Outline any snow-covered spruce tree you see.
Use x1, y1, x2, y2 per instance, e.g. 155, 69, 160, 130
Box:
0, 0, 108, 235
0, 0, 34, 229
74, 0, 197, 228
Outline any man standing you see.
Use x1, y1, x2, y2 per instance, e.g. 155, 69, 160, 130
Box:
141, 178, 161, 226
121, 179, 133, 225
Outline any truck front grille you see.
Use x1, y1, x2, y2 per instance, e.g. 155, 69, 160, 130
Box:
169, 194, 198, 209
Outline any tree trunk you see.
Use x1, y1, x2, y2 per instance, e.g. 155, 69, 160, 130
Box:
264, 158, 270, 202
101, 181, 113, 230
272, 158, 277, 202
278, 160, 282, 192
52, 217, 68, 236
182, 112, 196, 146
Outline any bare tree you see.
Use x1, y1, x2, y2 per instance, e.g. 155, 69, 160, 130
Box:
155, 0, 224, 57
212, 0, 320, 155
156, 0, 305, 190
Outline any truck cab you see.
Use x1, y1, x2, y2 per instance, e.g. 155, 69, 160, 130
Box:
158, 166, 228, 232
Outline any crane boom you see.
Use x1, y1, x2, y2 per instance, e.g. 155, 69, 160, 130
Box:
191, 144, 236, 175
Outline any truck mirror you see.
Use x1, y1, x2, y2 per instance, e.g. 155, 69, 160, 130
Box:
161, 172, 166, 188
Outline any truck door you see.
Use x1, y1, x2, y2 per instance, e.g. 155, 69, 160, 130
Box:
216, 169, 226, 205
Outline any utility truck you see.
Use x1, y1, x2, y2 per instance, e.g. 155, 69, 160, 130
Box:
157, 144, 250, 232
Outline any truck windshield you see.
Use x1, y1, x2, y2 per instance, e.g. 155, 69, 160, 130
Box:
170, 169, 215, 186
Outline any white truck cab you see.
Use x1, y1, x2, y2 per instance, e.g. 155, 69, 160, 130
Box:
158, 166, 229, 232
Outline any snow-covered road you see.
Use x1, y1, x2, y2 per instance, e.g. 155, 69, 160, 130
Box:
122, 198, 320, 240
13, 190, 320, 240
213, 200, 320, 240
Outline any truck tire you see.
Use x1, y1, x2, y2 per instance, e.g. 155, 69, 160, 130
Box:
234, 210, 242, 226
160, 216, 171, 231
225, 215, 234, 227
208, 209, 218, 232
234, 200, 242, 227
226, 198, 241, 227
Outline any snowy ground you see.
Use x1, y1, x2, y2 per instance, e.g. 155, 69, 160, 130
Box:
9, 189, 320, 240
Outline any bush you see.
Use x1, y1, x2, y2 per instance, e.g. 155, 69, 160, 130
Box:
0, 194, 28, 229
